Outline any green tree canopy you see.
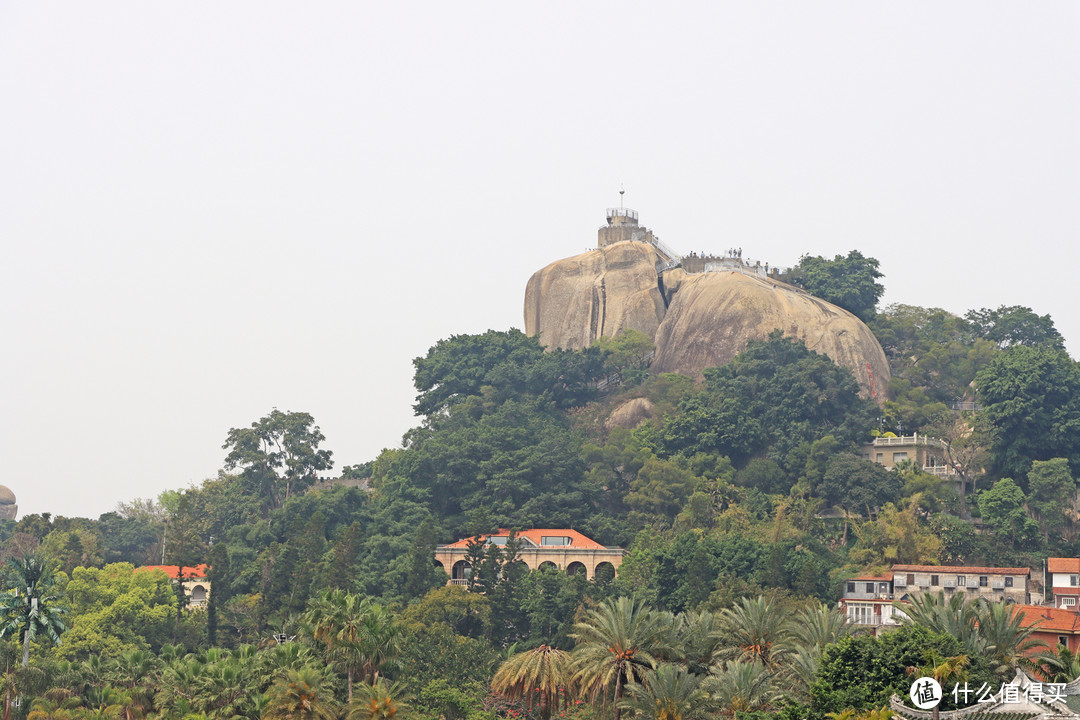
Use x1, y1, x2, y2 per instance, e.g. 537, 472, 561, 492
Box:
57, 563, 176, 660
965, 305, 1064, 350
412, 329, 605, 417
787, 250, 884, 321
975, 345, 1080, 481
663, 332, 875, 463
977, 478, 1039, 554
222, 409, 334, 515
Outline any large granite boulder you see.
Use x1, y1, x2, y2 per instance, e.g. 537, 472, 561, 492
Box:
524, 241, 666, 351
652, 269, 889, 396
0, 485, 17, 521
524, 241, 890, 399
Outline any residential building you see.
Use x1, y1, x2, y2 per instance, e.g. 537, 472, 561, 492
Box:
136, 564, 211, 607
892, 564, 1029, 604
863, 434, 955, 476
434, 529, 625, 586
1015, 604, 1080, 653
838, 574, 903, 631
1048, 558, 1080, 610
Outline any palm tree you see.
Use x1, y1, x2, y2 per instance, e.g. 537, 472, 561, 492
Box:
1035, 643, 1080, 683
79, 686, 131, 720
355, 602, 403, 684
620, 663, 714, 720
492, 645, 571, 718
894, 592, 980, 653
26, 697, 79, 720
0, 555, 66, 667
571, 597, 670, 720
263, 667, 339, 720
824, 709, 857, 720
783, 603, 856, 697
347, 679, 409, 720
193, 655, 253, 719
716, 597, 790, 670
786, 603, 854, 654
302, 590, 402, 701
672, 611, 725, 676
974, 602, 1044, 675
909, 653, 969, 720
706, 661, 778, 716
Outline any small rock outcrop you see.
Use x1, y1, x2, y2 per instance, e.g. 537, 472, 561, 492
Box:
524, 240, 889, 399
605, 398, 657, 430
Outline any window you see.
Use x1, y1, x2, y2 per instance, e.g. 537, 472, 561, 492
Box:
879, 582, 889, 593
1063, 597, 1077, 608
847, 582, 856, 593
892, 452, 908, 462
487, 536, 508, 546
980, 576, 988, 587
1060, 636, 1070, 648
958, 576, 967, 586
877, 453, 884, 462
1071, 575, 1079, 587
540, 536, 571, 546
866, 583, 875, 593
931, 575, 939, 586
907, 574, 915, 585
848, 603, 874, 624
1005, 577, 1014, 587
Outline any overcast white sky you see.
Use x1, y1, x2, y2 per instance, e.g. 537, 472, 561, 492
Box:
2, 3, 1078, 520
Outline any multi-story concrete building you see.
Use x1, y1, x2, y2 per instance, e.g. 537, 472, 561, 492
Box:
434, 529, 625, 586
892, 564, 1030, 604
862, 434, 955, 476
838, 574, 904, 631
1048, 558, 1080, 610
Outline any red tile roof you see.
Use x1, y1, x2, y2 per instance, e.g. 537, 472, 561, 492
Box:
136, 564, 210, 579
1013, 605, 1080, 633
440, 529, 608, 550
1048, 558, 1080, 574
892, 564, 1030, 575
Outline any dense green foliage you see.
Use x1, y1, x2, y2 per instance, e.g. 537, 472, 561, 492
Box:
783, 251, 884, 321
4, 267, 1080, 720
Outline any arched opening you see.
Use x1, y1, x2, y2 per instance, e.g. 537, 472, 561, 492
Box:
538, 561, 559, 573
451, 560, 472, 584
567, 561, 587, 577
433, 560, 444, 570
593, 562, 616, 584
190, 585, 207, 606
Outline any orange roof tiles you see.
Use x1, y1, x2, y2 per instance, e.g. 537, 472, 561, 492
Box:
136, 564, 210, 579
1013, 605, 1080, 633
440, 529, 608, 550
892, 564, 1030, 575
1048, 558, 1080, 574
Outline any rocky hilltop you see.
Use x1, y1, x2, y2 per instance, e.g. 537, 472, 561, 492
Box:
524, 238, 890, 399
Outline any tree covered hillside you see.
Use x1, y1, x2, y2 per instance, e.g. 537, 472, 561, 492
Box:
2, 252, 1080, 720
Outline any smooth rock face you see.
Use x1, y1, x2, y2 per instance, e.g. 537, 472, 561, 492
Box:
652, 270, 890, 396
524, 241, 667, 351
0, 485, 17, 520
524, 241, 890, 399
